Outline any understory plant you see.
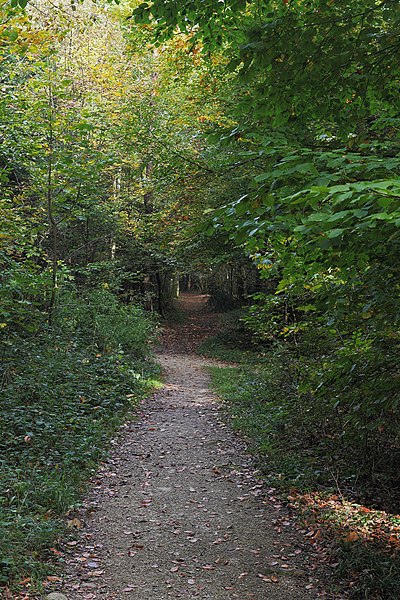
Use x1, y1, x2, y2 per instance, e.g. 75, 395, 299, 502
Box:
204, 307, 400, 599
0, 287, 158, 589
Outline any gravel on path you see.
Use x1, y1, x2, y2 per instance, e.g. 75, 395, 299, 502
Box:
60, 295, 316, 599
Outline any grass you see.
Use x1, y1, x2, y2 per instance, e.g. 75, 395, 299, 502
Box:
206, 360, 319, 489
199, 317, 400, 600
198, 309, 263, 364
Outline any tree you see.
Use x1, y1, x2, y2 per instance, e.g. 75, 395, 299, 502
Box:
133, 0, 400, 483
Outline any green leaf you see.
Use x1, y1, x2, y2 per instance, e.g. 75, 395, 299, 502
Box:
326, 228, 345, 238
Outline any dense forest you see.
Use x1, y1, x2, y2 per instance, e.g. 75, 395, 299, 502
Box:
1, 0, 399, 597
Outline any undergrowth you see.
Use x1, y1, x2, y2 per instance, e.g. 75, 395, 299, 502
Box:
198, 309, 262, 364
200, 313, 400, 600
0, 288, 158, 593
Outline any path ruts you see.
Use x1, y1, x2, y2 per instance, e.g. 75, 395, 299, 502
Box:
61, 294, 315, 599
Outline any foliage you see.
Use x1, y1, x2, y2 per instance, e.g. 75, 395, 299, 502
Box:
204, 327, 400, 599
0, 288, 157, 588
60, 288, 156, 356
135, 0, 400, 129
1, 0, 399, 595
0, 3, 164, 589
290, 492, 400, 600
135, 0, 400, 529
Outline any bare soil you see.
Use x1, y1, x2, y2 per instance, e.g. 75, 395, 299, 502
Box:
59, 294, 320, 599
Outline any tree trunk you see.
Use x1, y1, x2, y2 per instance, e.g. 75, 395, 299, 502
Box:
155, 272, 165, 317
47, 78, 58, 325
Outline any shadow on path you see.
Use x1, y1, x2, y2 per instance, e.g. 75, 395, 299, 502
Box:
157, 293, 222, 355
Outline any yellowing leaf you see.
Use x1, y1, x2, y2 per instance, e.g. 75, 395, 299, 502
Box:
343, 531, 359, 542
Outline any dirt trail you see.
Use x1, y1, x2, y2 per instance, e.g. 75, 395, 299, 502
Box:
61, 294, 316, 599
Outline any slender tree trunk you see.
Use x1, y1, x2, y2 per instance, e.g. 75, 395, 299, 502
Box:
84, 218, 90, 266
47, 78, 58, 325
155, 272, 165, 317
110, 170, 121, 259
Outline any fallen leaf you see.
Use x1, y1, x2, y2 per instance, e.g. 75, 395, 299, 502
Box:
67, 517, 83, 529
343, 531, 359, 542
258, 573, 279, 583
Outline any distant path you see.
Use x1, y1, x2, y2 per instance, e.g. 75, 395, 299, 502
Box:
156, 293, 222, 354
61, 294, 315, 599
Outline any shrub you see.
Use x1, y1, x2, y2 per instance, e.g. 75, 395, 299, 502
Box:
0, 288, 158, 588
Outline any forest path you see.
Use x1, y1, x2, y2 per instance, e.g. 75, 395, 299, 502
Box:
61, 294, 314, 600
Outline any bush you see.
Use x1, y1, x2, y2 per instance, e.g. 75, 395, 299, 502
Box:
204, 313, 400, 600
56, 288, 156, 356
0, 288, 158, 589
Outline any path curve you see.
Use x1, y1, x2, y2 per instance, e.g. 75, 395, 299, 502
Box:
61, 295, 315, 599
